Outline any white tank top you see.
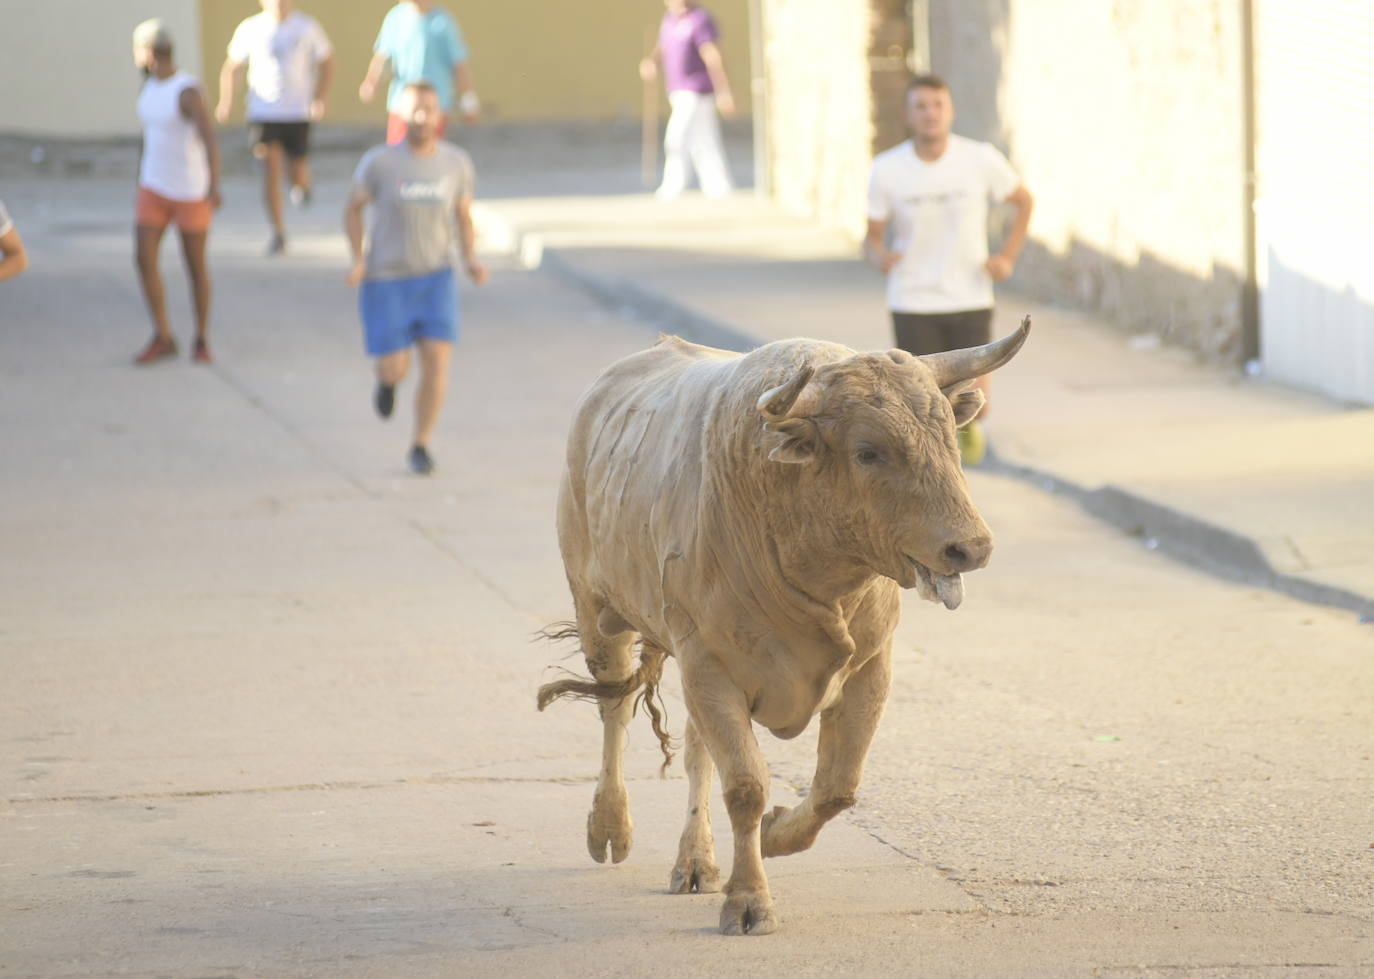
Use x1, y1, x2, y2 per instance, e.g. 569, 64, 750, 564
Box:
137, 71, 210, 201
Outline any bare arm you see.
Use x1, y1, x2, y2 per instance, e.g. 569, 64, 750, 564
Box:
698, 40, 735, 116
863, 218, 902, 274
985, 184, 1033, 281
181, 86, 222, 208
0, 226, 28, 282
312, 54, 334, 119
215, 58, 245, 123
344, 184, 369, 286
639, 41, 661, 80
454, 193, 487, 285
359, 52, 388, 102
454, 61, 479, 122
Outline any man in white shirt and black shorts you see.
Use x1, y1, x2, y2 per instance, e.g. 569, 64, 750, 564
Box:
216, 0, 333, 255
865, 75, 1033, 465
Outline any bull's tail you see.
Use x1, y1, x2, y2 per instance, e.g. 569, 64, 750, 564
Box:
535, 622, 676, 776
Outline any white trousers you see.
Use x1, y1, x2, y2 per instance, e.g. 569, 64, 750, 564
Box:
657, 90, 733, 199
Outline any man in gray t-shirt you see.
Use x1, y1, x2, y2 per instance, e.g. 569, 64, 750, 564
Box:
345, 81, 487, 476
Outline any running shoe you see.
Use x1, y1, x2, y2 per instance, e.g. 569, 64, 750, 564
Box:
267, 232, 286, 256
374, 382, 395, 419
134, 335, 178, 365
289, 185, 312, 208
408, 444, 435, 476
192, 338, 212, 364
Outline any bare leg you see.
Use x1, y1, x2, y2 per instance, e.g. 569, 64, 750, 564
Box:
762, 647, 891, 858
178, 229, 211, 344
376, 347, 412, 387
670, 714, 721, 893
575, 593, 638, 864
679, 644, 777, 935
134, 224, 172, 340
257, 141, 285, 241
413, 338, 452, 448
288, 154, 312, 200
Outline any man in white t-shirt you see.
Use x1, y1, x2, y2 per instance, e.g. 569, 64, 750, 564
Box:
216, 0, 333, 255
865, 75, 1033, 465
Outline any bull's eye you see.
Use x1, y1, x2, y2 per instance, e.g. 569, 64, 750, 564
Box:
855, 447, 884, 465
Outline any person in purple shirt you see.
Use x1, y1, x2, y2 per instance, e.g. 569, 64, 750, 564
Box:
639, 0, 736, 199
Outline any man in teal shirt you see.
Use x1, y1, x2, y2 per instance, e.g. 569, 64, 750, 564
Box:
358, 0, 480, 144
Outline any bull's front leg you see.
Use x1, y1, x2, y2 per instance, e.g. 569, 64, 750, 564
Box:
761, 646, 891, 858
680, 645, 777, 935
669, 714, 721, 893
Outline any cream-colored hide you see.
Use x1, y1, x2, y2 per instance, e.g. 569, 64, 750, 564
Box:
544, 319, 1029, 935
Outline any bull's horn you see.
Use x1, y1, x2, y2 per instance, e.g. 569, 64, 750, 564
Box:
920, 315, 1032, 389
757, 365, 816, 421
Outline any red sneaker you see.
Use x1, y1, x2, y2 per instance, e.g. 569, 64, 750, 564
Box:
192, 339, 212, 364
134, 335, 178, 365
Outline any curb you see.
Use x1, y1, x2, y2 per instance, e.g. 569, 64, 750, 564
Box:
496, 219, 1374, 623
981, 452, 1374, 621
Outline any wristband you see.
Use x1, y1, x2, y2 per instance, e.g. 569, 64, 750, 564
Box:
459, 91, 481, 115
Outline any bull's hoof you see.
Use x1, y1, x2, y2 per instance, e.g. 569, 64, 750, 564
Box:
586, 801, 633, 864
669, 858, 721, 894
760, 803, 818, 858
718, 891, 777, 936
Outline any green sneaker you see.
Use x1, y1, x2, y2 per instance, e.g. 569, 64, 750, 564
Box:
958, 419, 986, 467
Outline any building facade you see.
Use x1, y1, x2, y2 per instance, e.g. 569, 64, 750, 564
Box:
757, 0, 1373, 401
0, 0, 753, 136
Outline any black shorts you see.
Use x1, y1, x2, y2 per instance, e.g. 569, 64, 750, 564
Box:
891, 308, 994, 356
251, 121, 311, 160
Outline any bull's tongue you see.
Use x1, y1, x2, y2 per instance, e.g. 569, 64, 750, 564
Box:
935, 573, 964, 610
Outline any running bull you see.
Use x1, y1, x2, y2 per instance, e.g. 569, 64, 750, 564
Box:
539, 318, 1030, 935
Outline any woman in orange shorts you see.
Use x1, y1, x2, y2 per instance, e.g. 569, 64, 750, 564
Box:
131, 20, 222, 365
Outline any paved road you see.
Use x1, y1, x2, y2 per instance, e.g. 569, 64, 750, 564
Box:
1, 170, 1371, 976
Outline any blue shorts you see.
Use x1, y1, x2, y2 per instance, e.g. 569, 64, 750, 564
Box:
359, 267, 459, 356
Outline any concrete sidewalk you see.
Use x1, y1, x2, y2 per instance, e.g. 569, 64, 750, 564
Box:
479, 191, 1374, 621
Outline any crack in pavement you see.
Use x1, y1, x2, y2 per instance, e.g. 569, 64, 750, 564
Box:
207, 361, 377, 499
403, 515, 527, 612
3, 772, 613, 805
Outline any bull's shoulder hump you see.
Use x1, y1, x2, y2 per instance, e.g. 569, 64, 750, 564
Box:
755, 338, 856, 360
738, 338, 859, 375
587, 338, 738, 392
654, 333, 740, 362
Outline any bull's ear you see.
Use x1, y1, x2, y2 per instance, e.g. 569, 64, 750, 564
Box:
946, 382, 985, 429
763, 418, 820, 464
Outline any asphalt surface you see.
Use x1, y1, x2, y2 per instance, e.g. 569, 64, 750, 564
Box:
1, 140, 1371, 976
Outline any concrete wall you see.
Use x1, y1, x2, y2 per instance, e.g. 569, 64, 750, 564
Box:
203, 0, 753, 127
928, 0, 1249, 360
0, 0, 203, 137
1, 1, 752, 137
761, 0, 873, 239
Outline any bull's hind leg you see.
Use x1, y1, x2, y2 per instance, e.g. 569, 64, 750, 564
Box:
761, 648, 891, 858
579, 598, 639, 864
669, 714, 721, 893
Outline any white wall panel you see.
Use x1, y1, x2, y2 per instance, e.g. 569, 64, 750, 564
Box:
1256, 0, 1374, 403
